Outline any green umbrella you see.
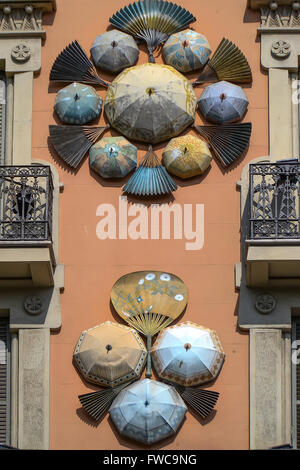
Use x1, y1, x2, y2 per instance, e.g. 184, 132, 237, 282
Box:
89, 136, 137, 179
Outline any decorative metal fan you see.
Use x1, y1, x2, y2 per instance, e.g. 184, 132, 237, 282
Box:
193, 38, 252, 86
176, 386, 220, 419
111, 271, 188, 378
49, 125, 109, 168
78, 384, 128, 421
123, 146, 177, 196
110, 0, 196, 62
50, 40, 110, 87
194, 123, 252, 167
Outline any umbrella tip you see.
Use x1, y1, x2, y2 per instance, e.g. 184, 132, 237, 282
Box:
184, 343, 191, 351
106, 344, 112, 353
144, 400, 150, 407
111, 41, 118, 48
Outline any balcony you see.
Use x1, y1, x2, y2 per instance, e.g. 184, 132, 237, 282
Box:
249, 161, 300, 241
0, 165, 55, 287
246, 161, 300, 287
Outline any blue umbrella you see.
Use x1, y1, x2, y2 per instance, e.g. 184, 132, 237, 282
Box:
54, 82, 102, 125
91, 30, 139, 74
198, 81, 249, 125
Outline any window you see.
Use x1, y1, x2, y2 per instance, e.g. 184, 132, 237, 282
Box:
0, 318, 10, 446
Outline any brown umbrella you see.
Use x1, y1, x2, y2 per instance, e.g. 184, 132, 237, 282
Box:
73, 321, 147, 388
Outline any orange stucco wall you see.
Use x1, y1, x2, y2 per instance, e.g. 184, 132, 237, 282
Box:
32, 0, 268, 450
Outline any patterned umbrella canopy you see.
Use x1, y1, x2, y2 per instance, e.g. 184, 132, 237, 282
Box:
163, 29, 211, 73
90, 30, 139, 74
162, 135, 212, 179
73, 321, 147, 388
151, 322, 225, 386
89, 136, 137, 179
109, 378, 187, 444
198, 81, 249, 125
105, 63, 196, 144
54, 82, 102, 125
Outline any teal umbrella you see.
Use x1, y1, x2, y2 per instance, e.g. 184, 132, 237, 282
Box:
54, 82, 102, 125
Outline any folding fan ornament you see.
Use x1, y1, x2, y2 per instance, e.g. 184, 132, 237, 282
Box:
50, 40, 110, 88
162, 135, 212, 179
123, 146, 177, 196
193, 38, 252, 87
109, 378, 187, 445
151, 321, 225, 419
74, 321, 147, 421
193, 123, 252, 168
49, 124, 109, 168
110, 0, 196, 63
110, 271, 188, 378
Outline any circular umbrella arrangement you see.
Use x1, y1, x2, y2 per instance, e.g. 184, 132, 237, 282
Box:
74, 272, 225, 445
49, 0, 253, 187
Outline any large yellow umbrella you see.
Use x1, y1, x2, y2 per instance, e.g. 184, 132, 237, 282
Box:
105, 63, 196, 144
73, 321, 147, 388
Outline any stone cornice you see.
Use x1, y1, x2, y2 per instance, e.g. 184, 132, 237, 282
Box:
248, 0, 293, 8
0, 1, 56, 38
0, 1, 56, 12
247, 1, 300, 33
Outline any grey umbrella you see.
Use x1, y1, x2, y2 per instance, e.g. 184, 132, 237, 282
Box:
91, 30, 139, 74
198, 81, 249, 125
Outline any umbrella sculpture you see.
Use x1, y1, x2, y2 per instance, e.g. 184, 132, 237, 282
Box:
74, 321, 147, 420
110, 0, 196, 63
162, 135, 212, 179
91, 30, 139, 74
151, 322, 225, 418
111, 271, 188, 379
123, 145, 177, 196
54, 82, 102, 125
163, 29, 211, 73
104, 63, 197, 144
198, 81, 249, 125
89, 136, 138, 179
73, 321, 147, 387
151, 322, 225, 387
109, 378, 187, 445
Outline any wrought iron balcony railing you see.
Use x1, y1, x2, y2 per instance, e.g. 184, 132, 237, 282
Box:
0, 165, 53, 242
249, 161, 300, 240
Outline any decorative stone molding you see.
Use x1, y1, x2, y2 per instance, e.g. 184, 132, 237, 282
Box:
11, 42, 31, 62
255, 294, 277, 314
23, 296, 43, 315
271, 39, 291, 57
0, 1, 56, 38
